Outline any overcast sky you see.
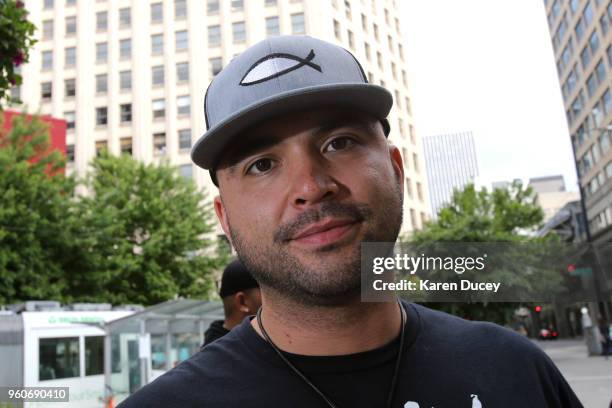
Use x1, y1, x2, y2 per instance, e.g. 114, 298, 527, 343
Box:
401, 0, 578, 191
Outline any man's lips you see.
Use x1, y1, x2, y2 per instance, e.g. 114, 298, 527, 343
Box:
289, 219, 359, 246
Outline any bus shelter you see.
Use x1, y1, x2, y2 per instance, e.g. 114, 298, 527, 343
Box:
104, 299, 223, 404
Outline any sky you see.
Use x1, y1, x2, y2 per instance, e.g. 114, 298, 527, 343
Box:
401, 0, 578, 191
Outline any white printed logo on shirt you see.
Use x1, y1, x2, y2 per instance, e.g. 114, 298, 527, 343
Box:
404, 393, 483, 407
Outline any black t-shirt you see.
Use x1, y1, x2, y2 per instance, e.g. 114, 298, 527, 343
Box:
202, 320, 230, 348
118, 301, 583, 407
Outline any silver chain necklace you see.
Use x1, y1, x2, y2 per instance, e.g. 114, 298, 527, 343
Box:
256, 300, 406, 408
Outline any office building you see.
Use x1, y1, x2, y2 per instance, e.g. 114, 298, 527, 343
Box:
422, 131, 478, 218
528, 175, 580, 223
9, 0, 428, 234
545, 0, 612, 239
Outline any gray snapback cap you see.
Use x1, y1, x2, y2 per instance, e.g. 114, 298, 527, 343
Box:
191, 35, 393, 180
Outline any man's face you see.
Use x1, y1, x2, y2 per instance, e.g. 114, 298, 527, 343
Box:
214, 108, 404, 306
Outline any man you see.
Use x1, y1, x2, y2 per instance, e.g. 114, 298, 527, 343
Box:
202, 259, 261, 347
119, 36, 582, 407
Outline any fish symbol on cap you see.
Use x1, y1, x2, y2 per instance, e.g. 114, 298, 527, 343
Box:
239, 49, 322, 86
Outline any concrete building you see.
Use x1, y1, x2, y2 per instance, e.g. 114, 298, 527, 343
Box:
544, 0, 612, 240
8, 0, 428, 234
528, 175, 580, 223
422, 131, 478, 218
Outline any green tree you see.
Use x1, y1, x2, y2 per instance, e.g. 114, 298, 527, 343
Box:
0, 0, 37, 105
70, 152, 227, 305
0, 113, 76, 303
410, 181, 565, 324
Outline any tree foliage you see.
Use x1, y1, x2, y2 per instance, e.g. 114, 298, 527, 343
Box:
409, 182, 565, 325
0, 113, 76, 303
68, 152, 227, 305
0, 113, 227, 305
0, 0, 37, 105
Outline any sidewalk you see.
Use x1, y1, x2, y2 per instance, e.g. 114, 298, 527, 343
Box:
536, 339, 611, 408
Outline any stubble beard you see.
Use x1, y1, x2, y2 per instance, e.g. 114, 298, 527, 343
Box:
226, 182, 403, 307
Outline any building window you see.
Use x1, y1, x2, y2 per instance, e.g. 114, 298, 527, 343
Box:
344, 0, 351, 19
42, 20, 54, 40
608, 46, 612, 67
119, 70, 131, 90
175, 0, 187, 19
66, 144, 75, 162
584, 1, 594, 25
595, 59, 606, 84
416, 182, 423, 202
208, 25, 221, 47
232, 22, 246, 44
41, 82, 52, 100
96, 74, 107, 93
405, 177, 413, 197
209, 57, 222, 77
266, 17, 280, 37
120, 137, 132, 155
398, 44, 404, 61
175, 30, 188, 51
581, 46, 591, 69
413, 153, 419, 173
65, 79, 75, 97
66, 0, 76, 6
96, 42, 108, 63
95, 140, 107, 157
180, 164, 193, 179
119, 8, 131, 28
120, 39, 131, 59
265, 0, 277, 6
178, 129, 191, 150
410, 208, 417, 229
120, 103, 132, 123
603, 88, 611, 114
152, 99, 165, 119
44, 0, 54, 9
231, 0, 244, 11
65, 16, 76, 35
177, 95, 190, 116
96, 11, 107, 31
377, 51, 382, 69
570, 0, 579, 14
65, 47, 76, 67
153, 132, 166, 155
347, 29, 354, 49
151, 34, 163, 55
602, 14, 610, 35
96, 107, 108, 126
589, 31, 600, 54
177, 62, 189, 82
334, 19, 341, 40
207, 0, 219, 14
42, 50, 53, 70
85, 337, 104, 376
151, 3, 163, 23
64, 111, 75, 130
291, 13, 305, 35
365, 43, 371, 61
373, 23, 379, 41
152, 65, 165, 86
575, 17, 586, 40
39, 337, 79, 381
361, 14, 368, 31
10, 85, 21, 102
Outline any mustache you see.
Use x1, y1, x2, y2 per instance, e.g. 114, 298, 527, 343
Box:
274, 202, 373, 243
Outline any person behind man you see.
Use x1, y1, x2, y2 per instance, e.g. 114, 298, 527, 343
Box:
203, 259, 261, 347
118, 35, 582, 407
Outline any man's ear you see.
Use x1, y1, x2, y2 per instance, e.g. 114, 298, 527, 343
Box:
214, 195, 234, 247
389, 144, 405, 195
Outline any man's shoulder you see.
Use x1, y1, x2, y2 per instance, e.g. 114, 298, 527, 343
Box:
117, 331, 249, 408
410, 302, 544, 358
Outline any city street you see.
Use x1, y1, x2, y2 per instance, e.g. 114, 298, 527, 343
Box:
538, 339, 612, 408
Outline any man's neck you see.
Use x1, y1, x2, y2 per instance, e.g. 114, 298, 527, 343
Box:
251, 292, 402, 356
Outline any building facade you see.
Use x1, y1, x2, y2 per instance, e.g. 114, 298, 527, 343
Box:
528, 175, 580, 223
545, 0, 612, 240
422, 131, 478, 218
9, 0, 429, 234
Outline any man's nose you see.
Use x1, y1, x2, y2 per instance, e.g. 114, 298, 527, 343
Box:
288, 155, 339, 207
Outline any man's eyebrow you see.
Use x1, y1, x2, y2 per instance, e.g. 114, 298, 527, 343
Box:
222, 117, 377, 172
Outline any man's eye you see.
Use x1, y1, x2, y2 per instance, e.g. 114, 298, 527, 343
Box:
246, 158, 275, 175
324, 136, 355, 152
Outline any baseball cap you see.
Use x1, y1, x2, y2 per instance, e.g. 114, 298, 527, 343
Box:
191, 35, 393, 183
218, 259, 259, 298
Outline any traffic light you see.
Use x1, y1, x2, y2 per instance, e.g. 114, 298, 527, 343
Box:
534, 305, 542, 313
567, 264, 576, 273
